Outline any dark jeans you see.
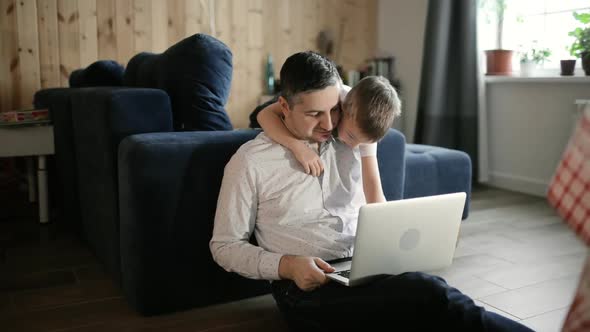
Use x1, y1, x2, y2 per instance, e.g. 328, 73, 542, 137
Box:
271, 272, 533, 332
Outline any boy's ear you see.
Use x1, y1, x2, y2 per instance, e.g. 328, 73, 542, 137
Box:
278, 96, 291, 118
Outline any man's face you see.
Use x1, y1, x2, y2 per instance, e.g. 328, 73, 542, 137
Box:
280, 85, 340, 143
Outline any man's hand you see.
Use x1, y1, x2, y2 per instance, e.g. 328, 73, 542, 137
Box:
291, 143, 324, 176
278, 255, 335, 291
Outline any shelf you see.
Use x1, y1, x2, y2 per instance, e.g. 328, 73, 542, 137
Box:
485, 76, 590, 83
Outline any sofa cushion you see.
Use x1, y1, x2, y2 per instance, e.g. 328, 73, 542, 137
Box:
123, 34, 234, 131
69, 60, 125, 87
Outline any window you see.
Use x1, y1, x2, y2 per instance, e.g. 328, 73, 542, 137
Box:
479, 0, 590, 71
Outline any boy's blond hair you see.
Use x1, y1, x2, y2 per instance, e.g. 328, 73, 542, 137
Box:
342, 76, 402, 142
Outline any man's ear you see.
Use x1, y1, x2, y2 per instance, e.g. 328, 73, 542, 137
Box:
278, 96, 291, 118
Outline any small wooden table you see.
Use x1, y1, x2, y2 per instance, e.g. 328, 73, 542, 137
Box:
0, 123, 54, 223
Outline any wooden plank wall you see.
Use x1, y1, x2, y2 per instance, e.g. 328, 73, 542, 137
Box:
0, 0, 376, 128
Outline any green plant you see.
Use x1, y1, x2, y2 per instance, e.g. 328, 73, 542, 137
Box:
520, 47, 551, 64
568, 11, 590, 58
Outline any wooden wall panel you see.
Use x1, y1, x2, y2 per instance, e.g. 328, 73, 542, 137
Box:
275, 0, 291, 75
57, 0, 80, 87
214, 0, 231, 48
240, 0, 264, 128
78, 0, 98, 67
115, 0, 134, 64
227, 0, 248, 125
132, 0, 151, 53
0, 0, 20, 111
16, 0, 40, 107
96, 0, 117, 60
37, 0, 60, 89
184, 0, 200, 37
0, 0, 377, 126
170, 0, 196, 46
201, 0, 214, 36
151, 0, 168, 52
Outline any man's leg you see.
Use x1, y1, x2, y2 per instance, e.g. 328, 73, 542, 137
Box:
271, 272, 533, 332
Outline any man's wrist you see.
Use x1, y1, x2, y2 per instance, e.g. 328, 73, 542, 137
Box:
278, 254, 294, 280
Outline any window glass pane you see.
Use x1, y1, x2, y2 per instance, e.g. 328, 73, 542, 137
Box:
545, 11, 580, 65
545, 0, 590, 13
479, 0, 590, 71
478, 8, 501, 50
506, 12, 544, 51
509, 0, 545, 16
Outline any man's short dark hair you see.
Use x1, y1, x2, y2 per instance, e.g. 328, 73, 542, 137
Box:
280, 51, 340, 107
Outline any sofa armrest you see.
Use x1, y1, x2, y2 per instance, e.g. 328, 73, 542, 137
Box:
69, 87, 173, 282
404, 144, 472, 219
118, 130, 270, 315
377, 129, 406, 201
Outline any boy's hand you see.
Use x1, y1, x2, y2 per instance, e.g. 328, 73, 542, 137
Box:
292, 143, 324, 176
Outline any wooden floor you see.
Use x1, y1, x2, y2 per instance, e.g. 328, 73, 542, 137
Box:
0, 182, 586, 332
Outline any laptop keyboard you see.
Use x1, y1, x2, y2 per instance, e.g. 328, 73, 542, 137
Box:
336, 270, 351, 279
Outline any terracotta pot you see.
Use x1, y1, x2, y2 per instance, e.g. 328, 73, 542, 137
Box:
560, 60, 576, 76
582, 51, 590, 76
485, 50, 514, 75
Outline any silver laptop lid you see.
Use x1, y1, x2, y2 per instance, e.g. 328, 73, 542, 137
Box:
349, 192, 466, 282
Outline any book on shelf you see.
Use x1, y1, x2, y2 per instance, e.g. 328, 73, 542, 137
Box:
0, 109, 51, 127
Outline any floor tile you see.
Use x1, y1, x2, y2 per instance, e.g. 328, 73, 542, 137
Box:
475, 253, 585, 289
474, 299, 520, 322
478, 276, 579, 319
443, 275, 508, 299
485, 239, 585, 265
435, 254, 513, 280
520, 308, 568, 332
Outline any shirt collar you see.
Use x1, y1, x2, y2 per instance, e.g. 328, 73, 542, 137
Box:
319, 135, 336, 155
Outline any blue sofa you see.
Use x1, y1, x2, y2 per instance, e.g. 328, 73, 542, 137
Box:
34, 33, 472, 315
34, 34, 233, 285
117, 128, 471, 315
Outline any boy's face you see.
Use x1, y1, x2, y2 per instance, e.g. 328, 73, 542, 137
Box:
280, 85, 340, 143
337, 105, 372, 149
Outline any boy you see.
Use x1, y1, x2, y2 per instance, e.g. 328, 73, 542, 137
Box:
257, 75, 401, 203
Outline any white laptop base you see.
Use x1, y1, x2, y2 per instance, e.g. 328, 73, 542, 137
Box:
326, 192, 466, 287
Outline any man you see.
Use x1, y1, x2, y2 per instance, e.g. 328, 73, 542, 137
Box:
210, 51, 532, 331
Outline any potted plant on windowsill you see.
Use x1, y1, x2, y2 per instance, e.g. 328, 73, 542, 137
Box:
561, 45, 577, 76
519, 43, 551, 77
568, 11, 590, 76
482, 0, 514, 75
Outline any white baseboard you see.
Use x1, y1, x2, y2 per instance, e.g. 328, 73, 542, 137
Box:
485, 171, 549, 197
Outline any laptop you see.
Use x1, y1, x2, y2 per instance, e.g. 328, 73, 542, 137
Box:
326, 192, 466, 287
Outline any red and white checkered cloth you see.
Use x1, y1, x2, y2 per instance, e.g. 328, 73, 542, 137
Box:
547, 102, 590, 332
547, 110, 590, 245
562, 256, 590, 332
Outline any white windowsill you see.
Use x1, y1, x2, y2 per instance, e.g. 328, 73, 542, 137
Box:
485, 75, 590, 83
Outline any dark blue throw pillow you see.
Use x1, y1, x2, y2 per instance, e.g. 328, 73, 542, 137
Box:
69, 60, 125, 87
123, 34, 234, 131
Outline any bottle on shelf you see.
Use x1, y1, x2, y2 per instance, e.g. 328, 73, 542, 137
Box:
265, 54, 275, 95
